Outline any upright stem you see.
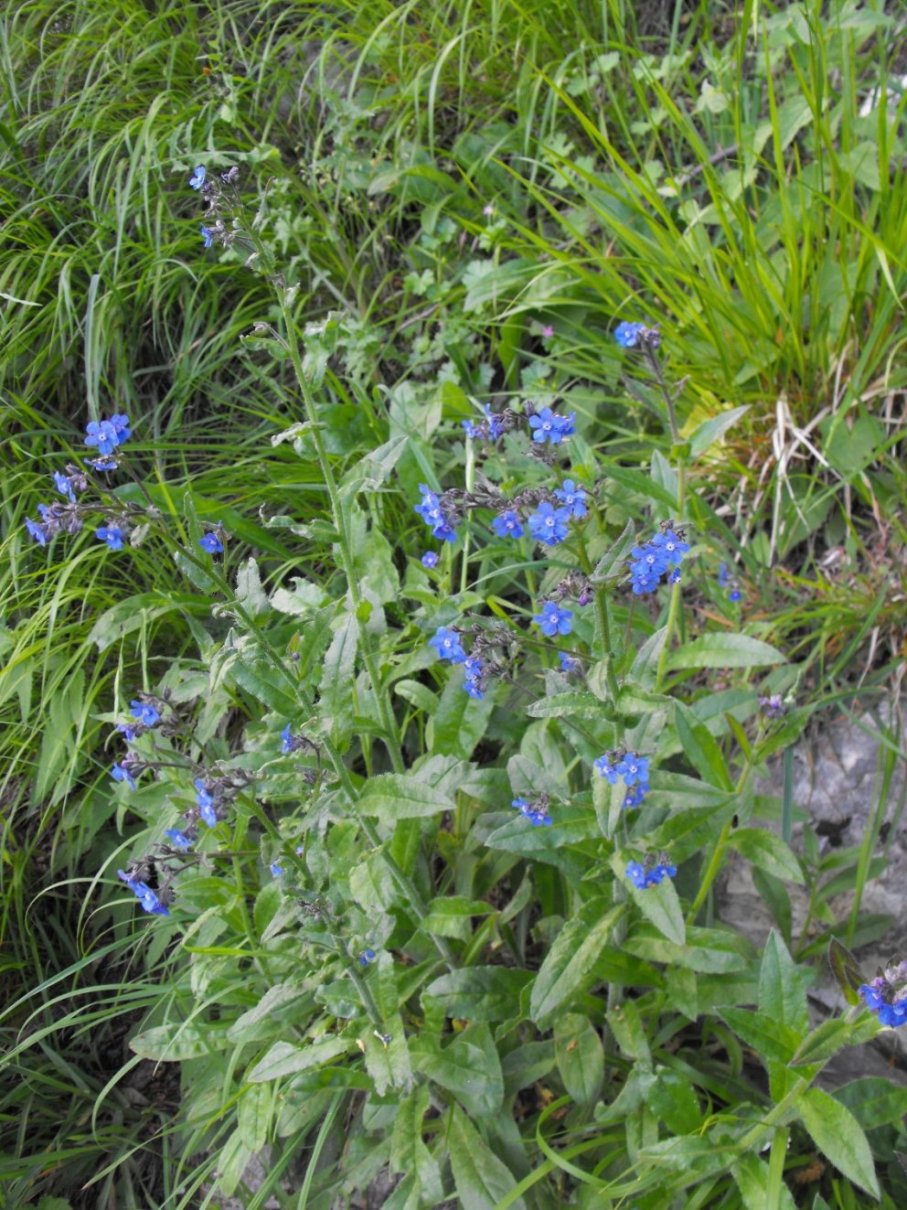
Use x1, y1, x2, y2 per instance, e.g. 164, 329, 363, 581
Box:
654, 459, 687, 693
278, 295, 404, 776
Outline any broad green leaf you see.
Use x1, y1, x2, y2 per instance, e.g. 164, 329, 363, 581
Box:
410, 1024, 504, 1117
554, 1013, 604, 1106
530, 900, 624, 1027
798, 1087, 880, 1199
828, 937, 864, 1005
247, 1036, 356, 1083
358, 773, 455, 821
675, 702, 733, 789
624, 925, 754, 974
130, 1023, 234, 1061
719, 1008, 800, 1063
732, 828, 804, 884
526, 691, 607, 720
423, 896, 493, 940
647, 1069, 702, 1134
349, 851, 398, 913
790, 1018, 863, 1068
502, 1041, 555, 1098
591, 521, 636, 581
227, 983, 315, 1044
88, 592, 210, 651
447, 1105, 526, 1210
234, 557, 269, 617
363, 1013, 413, 1095
340, 434, 408, 498
389, 1086, 444, 1204
667, 633, 785, 670
688, 405, 749, 457
834, 1077, 907, 1130
732, 1154, 797, 1210
758, 931, 810, 1035
428, 667, 495, 758
236, 1082, 271, 1152
424, 967, 532, 1022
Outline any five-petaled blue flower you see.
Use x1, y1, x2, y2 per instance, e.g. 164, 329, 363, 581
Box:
558, 651, 581, 674
527, 502, 571, 546
85, 414, 131, 455
130, 699, 160, 727
25, 516, 51, 546
463, 655, 485, 699
415, 484, 458, 543
429, 627, 467, 664
270, 862, 284, 878
614, 322, 645, 348
492, 510, 524, 539
595, 750, 651, 807
189, 165, 206, 190
625, 859, 677, 889
199, 531, 224, 554
195, 779, 218, 827
421, 551, 439, 568
859, 963, 907, 1028
53, 471, 76, 500
534, 601, 573, 637
165, 828, 193, 852
96, 525, 125, 551
358, 947, 376, 966
201, 225, 215, 249
554, 479, 587, 518
528, 407, 575, 445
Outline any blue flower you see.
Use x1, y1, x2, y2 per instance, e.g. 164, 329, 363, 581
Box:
130, 699, 160, 727
85, 419, 123, 456
111, 762, 137, 790
527, 502, 570, 546
534, 601, 573, 637
96, 525, 125, 551
463, 654, 485, 699
118, 869, 169, 916
421, 551, 439, 568
554, 479, 587, 518
593, 755, 619, 783
625, 861, 648, 889
25, 516, 51, 546
429, 627, 467, 664
199, 531, 224, 554
201, 225, 215, 249
718, 562, 730, 587
280, 724, 294, 753
629, 532, 688, 594
728, 587, 742, 602
358, 947, 376, 966
528, 407, 575, 445
189, 164, 206, 190
645, 861, 677, 885
414, 484, 458, 543
616, 754, 649, 786
53, 471, 76, 500
512, 796, 553, 827
558, 651, 581, 674
614, 322, 645, 348
492, 510, 524, 539
270, 862, 285, 878
859, 978, 907, 1028
116, 722, 138, 742
651, 530, 689, 567
164, 828, 192, 852
195, 779, 218, 827
623, 783, 648, 809
463, 405, 504, 441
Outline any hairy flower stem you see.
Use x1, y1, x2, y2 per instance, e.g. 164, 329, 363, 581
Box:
576, 541, 622, 712
278, 296, 404, 777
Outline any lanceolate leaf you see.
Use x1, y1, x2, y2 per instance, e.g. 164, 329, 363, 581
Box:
530, 900, 624, 1027
447, 1105, 526, 1210
798, 1087, 880, 1199
666, 633, 785, 671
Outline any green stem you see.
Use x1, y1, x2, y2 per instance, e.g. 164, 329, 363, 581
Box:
685, 759, 754, 924
278, 294, 404, 776
654, 459, 687, 694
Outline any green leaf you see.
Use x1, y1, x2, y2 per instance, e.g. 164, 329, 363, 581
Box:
526, 691, 608, 720
529, 899, 624, 1028
447, 1105, 526, 1210
424, 967, 532, 1022
758, 931, 810, 1035
789, 1018, 861, 1068
88, 592, 210, 651
320, 612, 358, 742
719, 1008, 800, 1063
389, 1085, 444, 1204
833, 1077, 907, 1130
732, 828, 804, 884
732, 1154, 798, 1210
227, 983, 315, 1044
647, 1069, 702, 1134
247, 1036, 356, 1083
428, 666, 496, 758
358, 772, 455, 821
688, 405, 749, 458
410, 1024, 504, 1117
363, 1014, 413, 1095
798, 1087, 880, 1199
234, 557, 269, 617
666, 633, 786, 670
675, 702, 733, 789
591, 521, 636, 580
423, 896, 493, 940
129, 1023, 233, 1061
236, 1082, 271, 1152
554, 1013, 604, 1106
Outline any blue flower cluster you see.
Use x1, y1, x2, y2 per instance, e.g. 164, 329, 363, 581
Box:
199, 529, 225, 555
859, 963, 907, 1028
25, 417, 132, 548
429, 627, 467, 664
463, 404, 505, 441
614, 322, 660, 350
415, 484, 458, 543
594, 751, 650, 809
116, 698, 161, 742
625, 859, 677, 890
118, 868, 169, 916
195, 778, 219, 828
512, 796, 552, 827
629, 530, 689, 594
